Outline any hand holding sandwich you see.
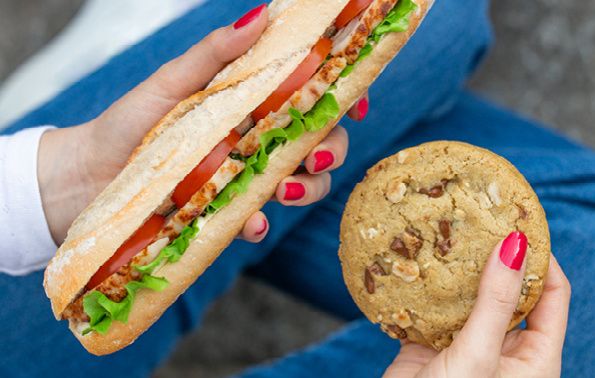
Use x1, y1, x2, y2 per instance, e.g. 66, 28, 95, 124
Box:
42, 0, 432, 354
38, 4, 366, 245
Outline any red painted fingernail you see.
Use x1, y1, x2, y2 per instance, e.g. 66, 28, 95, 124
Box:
499, 232, 528, 271
357, 97, 369, 121
255, 218, 268, 236
234, 4, 266, 29
283, 182, 306, 201
314, 150, 335, 173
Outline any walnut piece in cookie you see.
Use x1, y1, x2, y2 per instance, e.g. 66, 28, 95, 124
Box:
369, 262, 388, 276
386, 181, 407, 204
392, 259, 420, 283
521, 274, 541, 296
487, 182, 502, 206
382, 323, 407, 339
436, 239, 452, 256
392, 309, 413, 329
364, 268, 376, 294
397, 150, 409, 164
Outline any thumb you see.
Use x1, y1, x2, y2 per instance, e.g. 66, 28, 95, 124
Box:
453, 231, 528, 357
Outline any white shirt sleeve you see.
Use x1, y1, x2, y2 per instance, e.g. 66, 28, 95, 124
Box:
0, 126, 58, 276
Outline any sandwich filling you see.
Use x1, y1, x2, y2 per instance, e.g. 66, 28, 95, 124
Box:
65, 0, 419, 335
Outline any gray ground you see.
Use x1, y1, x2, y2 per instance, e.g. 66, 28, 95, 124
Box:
0, 0, 592, 377
469, 0, 595, 147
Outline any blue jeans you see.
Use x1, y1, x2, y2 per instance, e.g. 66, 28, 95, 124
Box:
2, 0, 594, 377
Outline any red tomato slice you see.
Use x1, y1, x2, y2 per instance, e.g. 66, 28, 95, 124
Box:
85, 130, 241, 290
171, 130, 241, 208
335, 0, 374, 29
251, 38, 333, 123
86, 214, 166, 290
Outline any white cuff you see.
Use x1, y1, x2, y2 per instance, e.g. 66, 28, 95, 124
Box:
0, 126, 58, 275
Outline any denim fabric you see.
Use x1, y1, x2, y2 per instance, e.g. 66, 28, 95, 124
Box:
240, 93, 595, 378
2, 0, 592, 377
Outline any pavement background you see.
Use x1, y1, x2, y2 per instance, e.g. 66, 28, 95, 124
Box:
0, 1, 592, 377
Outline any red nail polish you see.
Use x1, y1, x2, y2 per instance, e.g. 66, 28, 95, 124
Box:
255, 218, 268, 236
234, 4, 266, 29
499, 231, 528, 271
314, 150, 335, 173
283, 182, 306, 201
357, 97, 369, 121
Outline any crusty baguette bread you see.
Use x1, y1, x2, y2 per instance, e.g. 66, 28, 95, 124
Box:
44, 0, 434, 355
44, 0, 351, 318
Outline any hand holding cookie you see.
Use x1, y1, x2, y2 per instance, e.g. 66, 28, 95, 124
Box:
383, 243, 570, 378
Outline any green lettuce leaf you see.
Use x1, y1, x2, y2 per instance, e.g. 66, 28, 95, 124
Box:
206, 158, 256, 214
206, 93, 338, 214
134, 219, 200, 276
371, 0, 417, 41
82, 275, 169, 335
340, 43, 373, 78
340, 0, 418, 77
289, 93, 340, 132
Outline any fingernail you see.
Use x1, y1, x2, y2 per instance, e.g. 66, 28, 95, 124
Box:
255, 218, 268, 236
234, 4, 266, 29
314, 150, 335, 173
499, 231, 528, 271
283, 182, 306, 201
357, 97, 369, 121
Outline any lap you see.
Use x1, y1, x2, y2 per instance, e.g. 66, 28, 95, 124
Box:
237, 320, 396, 378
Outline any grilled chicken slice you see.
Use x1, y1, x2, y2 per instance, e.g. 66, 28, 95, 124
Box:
161, 157, 245, 236
331, 0, 399, 64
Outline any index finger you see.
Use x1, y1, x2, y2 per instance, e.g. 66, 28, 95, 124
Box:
525, 254, 571, 349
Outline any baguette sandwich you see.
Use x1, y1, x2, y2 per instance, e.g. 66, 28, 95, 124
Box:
44, 0, 434, 355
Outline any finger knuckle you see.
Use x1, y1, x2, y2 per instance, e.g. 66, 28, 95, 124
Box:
448, 347, 494, 374
334, 125, 349, 139
487, 286, 519, 314
204, 28, 228, 63
562, 277, 572, 297
321, 181, 332, 199
313, 182, 325, 200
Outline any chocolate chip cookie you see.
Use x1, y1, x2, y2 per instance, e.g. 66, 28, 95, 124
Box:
339, 141, 550, 350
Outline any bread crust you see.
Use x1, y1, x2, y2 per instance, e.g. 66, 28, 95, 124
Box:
45, 0, 434, 355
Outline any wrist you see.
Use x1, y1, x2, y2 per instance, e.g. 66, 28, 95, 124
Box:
38, 124, 101, 243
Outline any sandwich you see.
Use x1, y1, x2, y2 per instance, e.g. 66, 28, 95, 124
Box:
44, 0, 434, 355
